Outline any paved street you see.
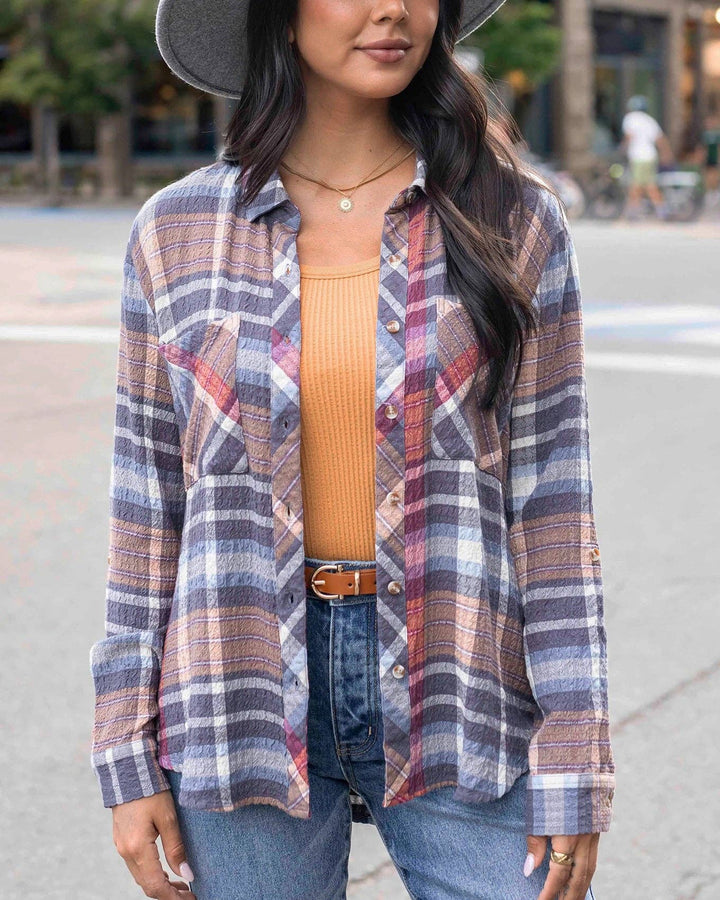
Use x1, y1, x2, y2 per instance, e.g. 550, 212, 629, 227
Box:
1, 205, 719, 900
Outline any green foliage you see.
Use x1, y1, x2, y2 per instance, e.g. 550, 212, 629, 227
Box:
461, 1, 562, 90
0, 0, 563, 114
0, 0, 158, 113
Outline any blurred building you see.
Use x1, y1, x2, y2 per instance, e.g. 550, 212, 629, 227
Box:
523, 0, 720, 172
1, 1, 720, 182
0, 42, 226, 165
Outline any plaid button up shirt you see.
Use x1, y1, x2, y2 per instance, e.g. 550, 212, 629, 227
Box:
89, 150, 616, 835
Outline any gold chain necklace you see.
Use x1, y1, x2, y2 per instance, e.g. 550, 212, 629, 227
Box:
280, 144, 416, 213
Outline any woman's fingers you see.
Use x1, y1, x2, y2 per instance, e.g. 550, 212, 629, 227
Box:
535, 835, 578, 900
154, 794, 195, 885
536, 857, 573, 900
167, 875, 195, 894
560, 834, 599, 899
588, 832, 600, 877
112, 793, 196, 899
124, 840, 188, 898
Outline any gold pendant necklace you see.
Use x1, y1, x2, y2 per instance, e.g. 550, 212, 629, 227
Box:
280, 144, 416, 213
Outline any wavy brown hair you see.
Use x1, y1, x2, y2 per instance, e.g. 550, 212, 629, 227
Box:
220, 0, 562, 409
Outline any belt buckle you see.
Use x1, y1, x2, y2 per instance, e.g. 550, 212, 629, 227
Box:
310, 563, 343, 600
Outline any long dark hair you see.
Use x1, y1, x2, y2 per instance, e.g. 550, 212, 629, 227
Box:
220, 0, 562, 409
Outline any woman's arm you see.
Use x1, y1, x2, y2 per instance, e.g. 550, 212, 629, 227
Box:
505, 192, 616, 838
89, 218, 186, 807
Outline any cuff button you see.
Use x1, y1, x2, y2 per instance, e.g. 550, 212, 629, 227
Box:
590, 547, 601, 562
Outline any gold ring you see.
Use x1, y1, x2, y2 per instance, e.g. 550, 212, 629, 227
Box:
550, 849, 574, 866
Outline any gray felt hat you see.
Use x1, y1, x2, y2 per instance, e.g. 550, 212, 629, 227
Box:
156, 0, 508, 99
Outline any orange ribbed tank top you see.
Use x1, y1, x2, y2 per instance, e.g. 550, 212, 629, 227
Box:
299, 254, 381, 562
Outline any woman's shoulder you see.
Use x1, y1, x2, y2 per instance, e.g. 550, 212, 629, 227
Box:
128, 158, 243, 251
512, 170, 569, 246
508, 171, 572, 304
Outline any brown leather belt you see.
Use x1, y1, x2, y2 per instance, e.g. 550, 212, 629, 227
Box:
304, 563, 377, 600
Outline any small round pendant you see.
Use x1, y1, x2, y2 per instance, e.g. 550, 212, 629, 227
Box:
339, 197, 353, 212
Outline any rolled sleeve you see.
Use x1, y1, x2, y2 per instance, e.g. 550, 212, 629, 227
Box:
505, 193, 616, 835
89, 221, 184, 807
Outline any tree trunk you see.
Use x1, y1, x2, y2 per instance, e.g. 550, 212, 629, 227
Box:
31, 103, 61, 204
96, 34, 135, 199
97, 80, 133, 199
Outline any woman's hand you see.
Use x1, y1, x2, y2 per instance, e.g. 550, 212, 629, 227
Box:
112, 790, 197, 899
525, 832, 600, 899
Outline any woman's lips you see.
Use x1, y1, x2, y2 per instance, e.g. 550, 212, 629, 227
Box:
358, 47, 408, 63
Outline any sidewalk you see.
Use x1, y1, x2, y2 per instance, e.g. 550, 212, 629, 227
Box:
3, 185, 720, 221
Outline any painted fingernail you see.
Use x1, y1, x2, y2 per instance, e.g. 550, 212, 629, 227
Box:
523, 852, 535, 877
180, 861, 195, 882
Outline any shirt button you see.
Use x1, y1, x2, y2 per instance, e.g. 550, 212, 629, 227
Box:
384, 403, 398, 419
590, 547, 601, 562
386, 490, 401, 505
392, 664, 406, 679
386, 319, 400, 333
388, 580, 402, 595
388, 254, 399, 265
285, 264, 291, 274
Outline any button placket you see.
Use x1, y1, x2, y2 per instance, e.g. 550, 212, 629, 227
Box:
373, 220, 415, 802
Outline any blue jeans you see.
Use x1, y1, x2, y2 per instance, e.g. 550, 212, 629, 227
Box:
162, 555, 596, 900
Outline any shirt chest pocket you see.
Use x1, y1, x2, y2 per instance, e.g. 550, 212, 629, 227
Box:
158, 311, 256, 488
431, 297, 502, 476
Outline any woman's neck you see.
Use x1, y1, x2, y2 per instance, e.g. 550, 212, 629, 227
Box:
284, 93, 410, 180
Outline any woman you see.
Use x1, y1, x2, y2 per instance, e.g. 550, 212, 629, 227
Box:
89, 1, 615, 899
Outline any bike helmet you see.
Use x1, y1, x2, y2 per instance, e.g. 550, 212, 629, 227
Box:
627, 95, 649, 113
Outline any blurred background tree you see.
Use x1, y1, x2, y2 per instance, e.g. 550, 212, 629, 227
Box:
463, 1, 562, 144
0, 0, 156, 199
0, 0, 564, 199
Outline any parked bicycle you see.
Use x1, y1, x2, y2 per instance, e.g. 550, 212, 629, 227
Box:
583, 154, 705, 222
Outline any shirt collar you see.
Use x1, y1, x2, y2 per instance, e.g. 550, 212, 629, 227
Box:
237, 147, 428, 223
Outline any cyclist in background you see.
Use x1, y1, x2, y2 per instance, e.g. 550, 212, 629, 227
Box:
620, 95, 673, 221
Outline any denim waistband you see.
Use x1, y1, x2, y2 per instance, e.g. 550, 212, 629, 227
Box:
304, 555, 377, 604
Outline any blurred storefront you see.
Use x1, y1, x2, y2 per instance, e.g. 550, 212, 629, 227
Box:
0, 39, 230, 180
685, 3, 720, 182
2, 1, 720, 185
544, 0, 720, 174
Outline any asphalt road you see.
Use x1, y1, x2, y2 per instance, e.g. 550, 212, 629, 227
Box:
1, 205, 718, 900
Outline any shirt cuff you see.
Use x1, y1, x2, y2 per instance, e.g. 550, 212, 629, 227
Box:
92, 737, 171, 808
525, 771, 615, 835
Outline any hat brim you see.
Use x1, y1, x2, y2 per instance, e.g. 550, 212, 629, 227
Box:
156, 0, 508, 99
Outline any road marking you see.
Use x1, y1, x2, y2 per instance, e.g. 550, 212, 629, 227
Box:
1, 325, 718, 377
583, 305, 720, 348
673, 327, 720, 346
0, 325, 118, 343
583, 305, 720, 328
585, 351, 720, 377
